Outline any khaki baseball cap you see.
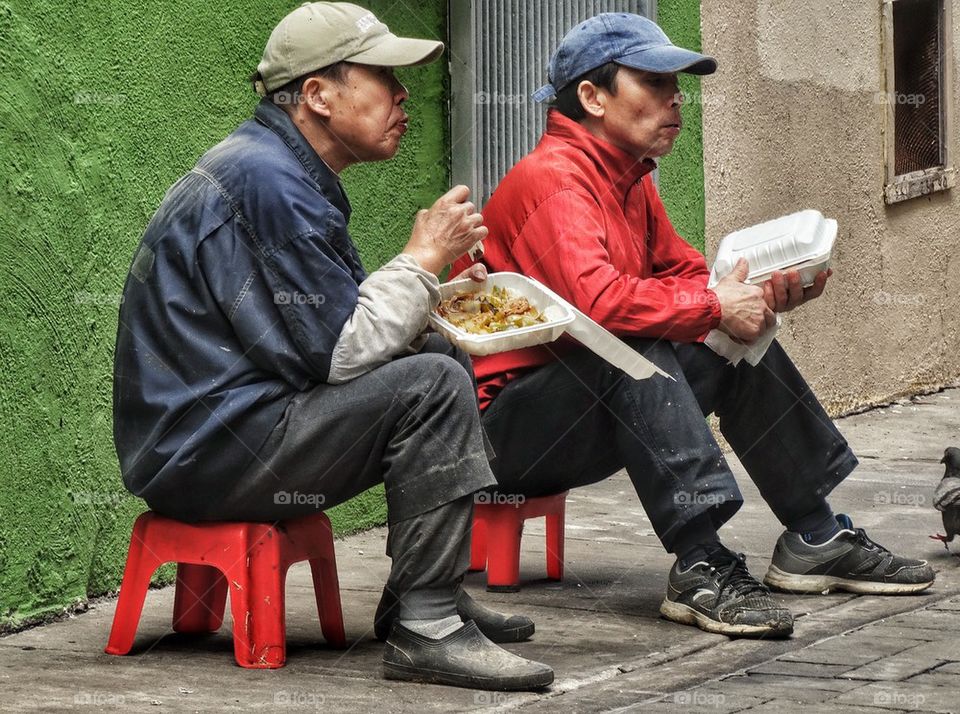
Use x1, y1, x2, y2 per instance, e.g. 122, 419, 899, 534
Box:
255, 2, 445, 95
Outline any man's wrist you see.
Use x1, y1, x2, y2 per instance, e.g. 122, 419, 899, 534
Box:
704, 288, 723, 328
401, 247, 446, 275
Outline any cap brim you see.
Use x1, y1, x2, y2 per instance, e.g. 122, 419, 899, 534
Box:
617, 45, 717, 75
347, 34, 445, 67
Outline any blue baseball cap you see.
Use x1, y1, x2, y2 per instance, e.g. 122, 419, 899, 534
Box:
532, 13, 717, 103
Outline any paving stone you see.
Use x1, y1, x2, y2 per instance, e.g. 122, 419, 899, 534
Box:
803, 596, 943, 637
927, 598, 960, 612
834, 681, 956, 712
778, 646, 884, 666
842, 644, 947, 682
750, 660, 858, 678
778, 632, 928, 667
904, 671, 960, 689
866, 624, 950, 642
577, 688, 769, 714
739, 699, 900, 713
922, 638, 960, 662
884, 609, 960, 633
734, 672, 862, 692
698, 672, 859, 704
522, 688, 764, 714
839, 396, 960, 462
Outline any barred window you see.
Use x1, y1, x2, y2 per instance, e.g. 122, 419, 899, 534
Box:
449, 0, 655, 206
883, 0, 955, 203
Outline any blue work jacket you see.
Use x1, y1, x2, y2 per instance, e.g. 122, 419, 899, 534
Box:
113, 100, 366, 508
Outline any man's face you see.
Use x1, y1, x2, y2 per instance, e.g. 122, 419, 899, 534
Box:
592, 67, 683, 159
324, 64, 410, 164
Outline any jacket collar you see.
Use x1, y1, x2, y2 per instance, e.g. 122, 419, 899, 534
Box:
254, 99, 352, 221
545, 109, 657, 197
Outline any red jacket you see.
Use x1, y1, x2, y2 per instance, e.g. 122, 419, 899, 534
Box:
453, 110, 722, 410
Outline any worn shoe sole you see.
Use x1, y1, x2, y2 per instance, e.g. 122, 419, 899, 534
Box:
659, 599, 793, 638
382, 660, 554, 690
488, 621, 535, 643
763, 565, 935, 595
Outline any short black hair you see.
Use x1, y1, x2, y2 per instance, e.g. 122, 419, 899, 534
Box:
551, 62, 620, 122
250, 62, 349, 115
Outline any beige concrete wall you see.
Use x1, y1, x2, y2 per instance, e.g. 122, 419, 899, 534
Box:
700, 0, 960, 415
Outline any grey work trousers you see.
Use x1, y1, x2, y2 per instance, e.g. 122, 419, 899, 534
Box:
173, 335, 496, 620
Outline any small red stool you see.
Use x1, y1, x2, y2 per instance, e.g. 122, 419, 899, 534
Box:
469, 491, 567, 591
105, 510, 346, 668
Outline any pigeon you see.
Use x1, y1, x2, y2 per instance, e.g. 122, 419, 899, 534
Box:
931, 447, 960, 550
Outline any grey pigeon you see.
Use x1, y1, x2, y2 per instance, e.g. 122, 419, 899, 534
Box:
931, 447, 960, 549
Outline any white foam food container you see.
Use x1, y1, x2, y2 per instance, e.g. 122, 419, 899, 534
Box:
430, 272, 575, 356
711, 209, 837, 287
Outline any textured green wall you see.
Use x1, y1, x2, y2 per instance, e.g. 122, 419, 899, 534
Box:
0, 0, 703, 631
657, 0, 707, 253
0, 0, 447, 630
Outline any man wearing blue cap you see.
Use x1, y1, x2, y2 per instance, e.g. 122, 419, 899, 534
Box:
115, 1, 553, 690
454, 13, 934, 638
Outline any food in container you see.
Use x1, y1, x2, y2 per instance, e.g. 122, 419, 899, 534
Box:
437, 285, 547, 334
429, 273, 574, 356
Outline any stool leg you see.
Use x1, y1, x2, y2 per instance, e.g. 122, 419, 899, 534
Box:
469, 516, 488, 572
484, 512, 523, 593
308, 555, 347, 649
105, 517, 163, 655
226, 539, 287, 669
173, 564, 227, 633
546, 510, 565, 581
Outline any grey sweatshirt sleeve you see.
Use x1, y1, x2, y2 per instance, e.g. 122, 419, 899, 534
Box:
327, 254, 441, 384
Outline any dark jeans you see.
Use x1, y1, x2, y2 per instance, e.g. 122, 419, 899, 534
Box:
482, 339, 858, 553
163, 334, 496, 620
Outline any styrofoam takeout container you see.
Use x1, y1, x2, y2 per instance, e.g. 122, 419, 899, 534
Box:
430, 272, 575, 356
711, 209, 837, 287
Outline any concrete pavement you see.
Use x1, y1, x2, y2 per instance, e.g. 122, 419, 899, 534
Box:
1, 389, 958, 713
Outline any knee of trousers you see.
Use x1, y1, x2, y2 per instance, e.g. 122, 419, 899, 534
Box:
420, 333, 475, 378
397, 352, 479, 416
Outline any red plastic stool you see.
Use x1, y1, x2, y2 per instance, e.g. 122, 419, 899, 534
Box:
469, 491, 567, 591
105, 510, 346, 668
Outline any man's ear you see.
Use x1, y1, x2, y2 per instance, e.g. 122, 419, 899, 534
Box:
300, 75, 335, 119
576, 80, 605, 119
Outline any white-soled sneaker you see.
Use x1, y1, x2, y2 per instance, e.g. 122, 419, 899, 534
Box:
764, 515, 935, 594
660, 545, 793, 638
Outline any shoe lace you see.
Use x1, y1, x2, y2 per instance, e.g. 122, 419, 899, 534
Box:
852, 528, 894, 560
708, 548, 768, 599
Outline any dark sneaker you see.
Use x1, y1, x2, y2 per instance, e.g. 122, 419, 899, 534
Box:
764, 516, 935, 595
374, 586, 535, 643
382, 620, 554, 691
660, 546, 794, 638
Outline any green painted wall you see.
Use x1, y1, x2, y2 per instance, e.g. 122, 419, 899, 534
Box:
657, 0, 707, 253
0, 0, 704, 632
0, 0, 447, 631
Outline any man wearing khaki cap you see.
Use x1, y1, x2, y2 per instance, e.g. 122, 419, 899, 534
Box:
113, 2, 552, 690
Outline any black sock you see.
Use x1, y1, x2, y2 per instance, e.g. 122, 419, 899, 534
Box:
786, 500, 840, 544
673, 512, 722, 570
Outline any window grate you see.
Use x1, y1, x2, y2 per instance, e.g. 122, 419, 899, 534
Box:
892, 0, 943, 175
881, 0, 954, 203
450, 0, 654, 206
